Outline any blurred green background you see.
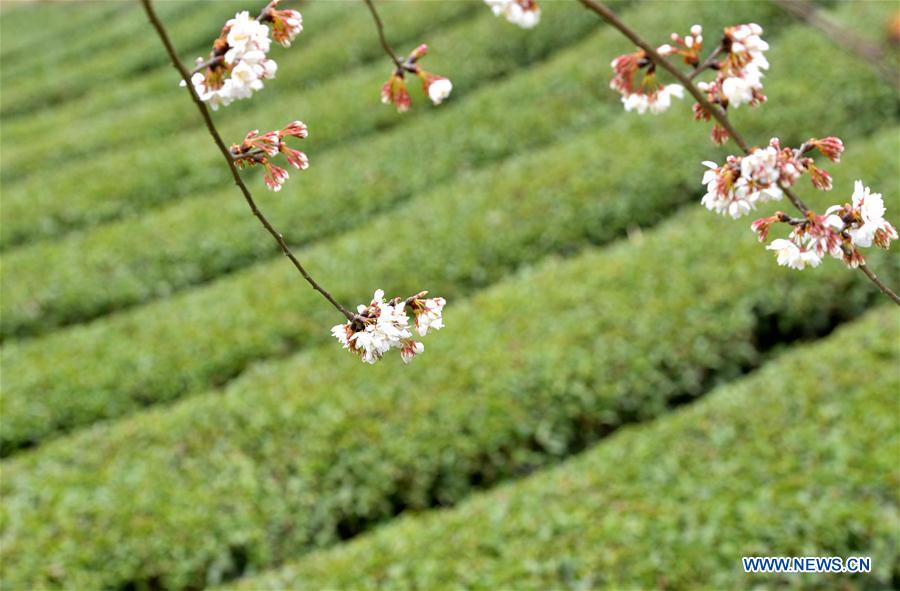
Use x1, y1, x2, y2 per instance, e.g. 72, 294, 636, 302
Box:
0, 0, 898, 589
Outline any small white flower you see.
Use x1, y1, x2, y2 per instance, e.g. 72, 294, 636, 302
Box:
230, 61, 261, 88
399, 340, 425, 364
847, 180, 896, 248
735, 146, 783, 205
484, 0, 540, 29
657, 43, 675, 56
824, 214, 844, 232
621, 85, 683, 116
331, 323, 352, 349
427, 78, 453, 105
800, 249, 823, 268
700, 159, 753, 218
225, 11, 271, 64
622, 93, 649, 114
648, 84, 683, 114
767, 239, 819, 270
721, 69, 763, 107
413, 297, 446, 336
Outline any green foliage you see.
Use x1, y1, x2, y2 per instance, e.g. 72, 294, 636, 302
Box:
1, 2, 897, 590
1, 199, 896, 589
1, 19, 895, 452
0, 2, 597, 248
223, 306, 900, 591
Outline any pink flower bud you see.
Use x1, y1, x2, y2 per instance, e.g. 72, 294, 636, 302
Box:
809, 136, 844, 163
409, 44, 428, 61
280, 145, 309, 170
381, 73, 411, 113
807, 164, 833, 191
280, 120, 308, 138
711, 123, 729, 145
263, 162, 289, 192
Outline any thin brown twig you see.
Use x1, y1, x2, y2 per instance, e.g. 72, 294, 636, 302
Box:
578, 0, 900, 305
362, 0, 404, 69
232, 147, 267, 162
140, 0, 356, 321
191, 55, 224, 75
688, 44, 723, 81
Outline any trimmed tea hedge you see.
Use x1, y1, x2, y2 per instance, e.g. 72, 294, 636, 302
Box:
0, 34, 894, 452
1, 201, 896, 589
225, 306, 900, 591
0, 1, 600, 248
0, 2, 127, 68
0, 0, 480, 184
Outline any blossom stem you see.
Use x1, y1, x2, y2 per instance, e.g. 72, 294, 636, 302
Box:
579, 0, 899, 306
687, 45, 723, 81
362, 0, 404, 70
231, 147, 266, 161
140, 0, 356, 322
190, 55, 224, 75
847, 246, 900, 304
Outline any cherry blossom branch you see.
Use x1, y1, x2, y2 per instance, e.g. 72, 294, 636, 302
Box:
579, 0, 748, 153
363, 0, 404, 70
774, 0, 900, 91
140, 0, 356, 321
579, 0, 900, 306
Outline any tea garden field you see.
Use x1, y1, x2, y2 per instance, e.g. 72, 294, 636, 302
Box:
0, 1, 898, 589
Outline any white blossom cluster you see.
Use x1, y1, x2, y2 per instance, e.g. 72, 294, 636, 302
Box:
332, 290, 446, 364
183, 4, 302, 110
836, 181, 898, 250
701, 146, 785, 219
716, 23, 769, 108
484, 0, 541, 29
745, 150, 897, 271
701, 136, 840, 220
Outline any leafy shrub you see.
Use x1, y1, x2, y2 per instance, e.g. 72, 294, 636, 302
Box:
1, 23, 894, 451
224, 306, 899, 590
1, 196, 895, 589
